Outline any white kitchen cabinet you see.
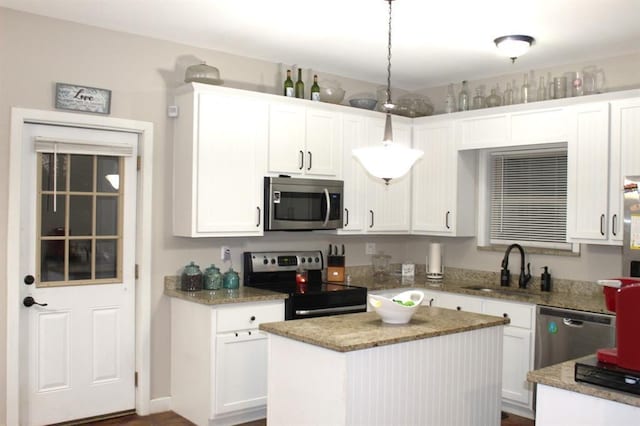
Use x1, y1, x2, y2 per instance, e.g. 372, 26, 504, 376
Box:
171, 298, 284, 426
411, 118, 476, 236
173, 83, 267, 237
338, 112, 368, 233
609, 98, 640, 245
457, 113, 510, 150
433, 292, 483, 313
566, 102, 611, 243
267, 101, 341, 178
364, 116, 412, 233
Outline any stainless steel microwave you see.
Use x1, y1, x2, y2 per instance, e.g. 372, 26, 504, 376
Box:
264, 177, 343, 231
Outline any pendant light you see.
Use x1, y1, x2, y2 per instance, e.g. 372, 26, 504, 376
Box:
494, 35, 535, 63
352, 0, 423, 185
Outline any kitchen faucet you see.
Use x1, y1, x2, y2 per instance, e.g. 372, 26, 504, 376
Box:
500, 244, 531, 288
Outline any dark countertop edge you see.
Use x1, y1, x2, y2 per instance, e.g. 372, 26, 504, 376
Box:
260, 310, 509, 353
164, 288, 288, 305
527, 357, 640, 408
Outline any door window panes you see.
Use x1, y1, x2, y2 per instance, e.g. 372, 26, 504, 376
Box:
37, 154, 123, 286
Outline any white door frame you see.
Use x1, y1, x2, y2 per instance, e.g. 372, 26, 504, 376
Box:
6, 107, 154, 425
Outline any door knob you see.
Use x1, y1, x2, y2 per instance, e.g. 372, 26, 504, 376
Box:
23, 296, 48, 307
24, 275, 35, 285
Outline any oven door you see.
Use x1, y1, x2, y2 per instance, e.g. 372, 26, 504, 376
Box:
265, 177, 343, 230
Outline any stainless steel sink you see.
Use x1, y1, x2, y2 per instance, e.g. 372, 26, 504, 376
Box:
462, 285, 536, 298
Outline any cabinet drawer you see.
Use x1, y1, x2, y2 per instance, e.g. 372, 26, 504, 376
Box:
483, 300, 533, 329
437, 293, 483, 313
216, 301, 284, 333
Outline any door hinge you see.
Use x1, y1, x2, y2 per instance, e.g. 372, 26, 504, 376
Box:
135, 371, 138, 387
135, 264, 139, 280
137, 156, 141, 171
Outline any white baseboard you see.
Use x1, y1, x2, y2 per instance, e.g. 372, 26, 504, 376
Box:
149, 397, 172, 414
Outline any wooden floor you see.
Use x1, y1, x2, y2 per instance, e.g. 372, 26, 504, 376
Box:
84, 410, 535, 425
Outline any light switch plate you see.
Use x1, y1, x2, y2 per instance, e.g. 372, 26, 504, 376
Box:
402, 263, 415, 277
365, 243, 376, 255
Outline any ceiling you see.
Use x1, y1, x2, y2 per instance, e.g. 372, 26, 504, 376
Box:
2, 0, 639, 90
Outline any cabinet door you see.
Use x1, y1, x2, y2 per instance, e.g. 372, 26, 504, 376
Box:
567, 103, 610, 242
339, 113, 368, 233
435, 293, 483, 313
412, 121, 455, 234
215, 331, 269, 415
268, 102, 306, 174
501, 326, 533, 405
196, 91, 267, 235
305, 108, 341, 177
457, 114, 510, 150
365, 117, 412, 233
609, 99, 640, 243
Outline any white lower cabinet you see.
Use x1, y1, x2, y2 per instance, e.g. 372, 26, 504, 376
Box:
434, 292, 483, 313
171, 298, 284, 426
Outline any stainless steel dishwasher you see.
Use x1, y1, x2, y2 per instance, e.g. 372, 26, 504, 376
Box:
535, 306, 615, 369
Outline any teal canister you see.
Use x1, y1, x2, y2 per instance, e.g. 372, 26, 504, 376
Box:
203, 264, 222, 290
181, 261, 203, 291
223, 267, 240, 289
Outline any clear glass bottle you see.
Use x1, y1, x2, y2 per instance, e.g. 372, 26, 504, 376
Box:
512, 79, 520, 104
295, 68, 305, 99
283, 70, 294, 97
503, 82, 513, 105
458, 80, 470, 111
547, 72, 555, 100
445, 83, 457, 113
485, 85, 502, 107
310, 74, 320, 101
472, 87, 485, 109
521, 73, 530, 103
537, 76, 547, 101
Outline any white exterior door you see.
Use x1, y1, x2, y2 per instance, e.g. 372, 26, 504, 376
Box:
19, 123, 137, 425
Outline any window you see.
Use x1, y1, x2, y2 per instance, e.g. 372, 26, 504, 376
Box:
487, 148, 571, 250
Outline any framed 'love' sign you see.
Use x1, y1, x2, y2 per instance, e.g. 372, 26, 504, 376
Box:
55, 83, 111, 114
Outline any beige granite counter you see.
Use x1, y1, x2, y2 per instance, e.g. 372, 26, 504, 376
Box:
260, 306, 508, 352
348, 267, 611, 314
527, 356, 640, 408
164, 276, 287, 305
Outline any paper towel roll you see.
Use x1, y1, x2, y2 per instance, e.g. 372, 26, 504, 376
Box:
427, 243, 443, 277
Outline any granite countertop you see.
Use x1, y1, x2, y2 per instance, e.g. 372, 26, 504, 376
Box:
527, 356, 640, 408
353, 272, 611, 314
164, 276, 287, 305
259, 306, 508, 352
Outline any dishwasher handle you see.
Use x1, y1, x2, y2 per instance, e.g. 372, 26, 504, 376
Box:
562, 318, 584, 327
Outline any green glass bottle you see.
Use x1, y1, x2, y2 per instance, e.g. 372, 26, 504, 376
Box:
295, 68, 304, 99
310, 74, 320, 101
283, 70, 294, 97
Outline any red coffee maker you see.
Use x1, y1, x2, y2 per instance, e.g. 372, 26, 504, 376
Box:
596, 278, 640, 371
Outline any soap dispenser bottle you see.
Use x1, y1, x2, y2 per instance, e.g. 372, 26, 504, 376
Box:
541, 266, 552, 292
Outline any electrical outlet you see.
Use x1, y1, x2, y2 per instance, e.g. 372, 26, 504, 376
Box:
365, 243, 376, 255
221, 246, 231, 261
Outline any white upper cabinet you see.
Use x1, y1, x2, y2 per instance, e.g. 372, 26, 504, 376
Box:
457, 113, 510, 150
339, 112, 368, 233
267, 101, 341, 178
364, 116, 412, 233
173, 84, 267, 237
566, 102, 611, 243
412, 118, 476, 236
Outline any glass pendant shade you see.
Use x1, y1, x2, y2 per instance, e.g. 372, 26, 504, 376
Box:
494, 35, 535, 63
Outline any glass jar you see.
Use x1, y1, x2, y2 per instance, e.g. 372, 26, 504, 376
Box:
485, 87, 502, 108
203, 264, 222, 290
472, 88, 485, 110
223, 268, 240, 289
181, 261, 203, 291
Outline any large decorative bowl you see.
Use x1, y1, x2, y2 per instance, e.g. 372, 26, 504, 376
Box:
369, 290, 424, 324
319, 86, 345, 104
349, 98, 378, 110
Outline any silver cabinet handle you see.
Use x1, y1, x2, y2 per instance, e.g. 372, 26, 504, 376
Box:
600, 214, 605, 236
307, 151, 312, 170
344, 208, 349, 227
612, 214, 617, 236
445, 211, 451, 229
369, 210, 374, 228
299, 150, 304, 170
256, 206, 261, 227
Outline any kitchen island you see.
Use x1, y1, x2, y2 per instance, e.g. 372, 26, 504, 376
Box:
260, 306, 508, 426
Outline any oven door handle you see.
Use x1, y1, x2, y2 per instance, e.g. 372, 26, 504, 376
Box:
295, 304, 367, 316
323, 188, 330, 227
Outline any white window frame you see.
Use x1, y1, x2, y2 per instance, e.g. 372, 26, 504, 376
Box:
477, 144, 579, 252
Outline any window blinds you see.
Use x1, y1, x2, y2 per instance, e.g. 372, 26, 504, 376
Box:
33, 136, 135, 157
490, 150, 568, 246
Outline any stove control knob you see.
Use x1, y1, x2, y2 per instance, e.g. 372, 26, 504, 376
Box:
301, 258, 306, 263
270, 258, 276, 264
315, 257, 320, 263
263, 259, 269, 265
307, 257, 313, 263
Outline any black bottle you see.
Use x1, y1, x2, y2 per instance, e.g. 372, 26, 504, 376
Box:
541, 266, 552, 292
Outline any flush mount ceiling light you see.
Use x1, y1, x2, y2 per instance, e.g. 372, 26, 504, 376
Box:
494, 35, 535, 63
352, 0, 423, 185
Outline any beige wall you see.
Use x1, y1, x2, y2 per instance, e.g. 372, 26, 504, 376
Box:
0, 7, 635, 422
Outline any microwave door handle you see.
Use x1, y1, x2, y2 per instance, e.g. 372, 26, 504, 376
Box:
323, 188, 330, 226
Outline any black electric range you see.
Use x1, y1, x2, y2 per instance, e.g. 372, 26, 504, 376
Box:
243, 250, 367, 320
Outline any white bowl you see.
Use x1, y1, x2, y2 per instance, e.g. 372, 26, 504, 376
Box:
319, 86, 345, 104
369, 290, 424, 324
